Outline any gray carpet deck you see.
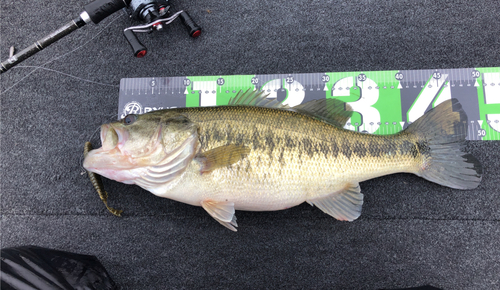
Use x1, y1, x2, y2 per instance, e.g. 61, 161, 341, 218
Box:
1, 1, 499, 289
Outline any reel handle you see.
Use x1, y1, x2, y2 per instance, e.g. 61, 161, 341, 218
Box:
123, 29, 147, 58
179, 11, 201, 38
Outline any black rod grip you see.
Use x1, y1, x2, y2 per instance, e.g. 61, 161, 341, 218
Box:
123, 29, 147, 58
179, 11, 201, 38
84, 0, 131, 24
0, 17, 86, 74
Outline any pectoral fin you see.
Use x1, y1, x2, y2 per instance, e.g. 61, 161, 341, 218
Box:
201, 200, 238, 231
307, 183, 364, 221
196, 144, 251, 174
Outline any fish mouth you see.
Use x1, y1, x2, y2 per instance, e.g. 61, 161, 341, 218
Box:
100, 124, 129, 151
83, 124, 134, 180
83, 124, 164, 182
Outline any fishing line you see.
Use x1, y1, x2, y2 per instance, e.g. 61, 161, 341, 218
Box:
15, 66, 119, 88
87, 114, 118, 145
0, 13, 124, 96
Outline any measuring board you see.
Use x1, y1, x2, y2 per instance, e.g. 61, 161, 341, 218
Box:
119, 67, 500, 141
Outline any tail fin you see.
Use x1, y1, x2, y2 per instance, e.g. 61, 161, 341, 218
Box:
405, 99, 482, 189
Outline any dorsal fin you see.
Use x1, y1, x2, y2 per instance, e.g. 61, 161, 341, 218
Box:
228, 89, 290, 109
293, 98, 353, 128
228, 89, 352, 127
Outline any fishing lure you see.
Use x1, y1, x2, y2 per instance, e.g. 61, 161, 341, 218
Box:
84, 142, 123, 217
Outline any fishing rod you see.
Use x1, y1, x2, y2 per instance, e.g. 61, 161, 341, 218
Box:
0, 0, 201, 74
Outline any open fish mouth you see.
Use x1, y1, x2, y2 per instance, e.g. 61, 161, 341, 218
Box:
100, 124, 129, 151
83, 122, 167, 183
83, 124, 133, 177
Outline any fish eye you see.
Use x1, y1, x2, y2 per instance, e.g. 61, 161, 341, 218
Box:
123, 114, 137, 125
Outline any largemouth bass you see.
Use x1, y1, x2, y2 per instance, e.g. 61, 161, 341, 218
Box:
83, 90, 482, 231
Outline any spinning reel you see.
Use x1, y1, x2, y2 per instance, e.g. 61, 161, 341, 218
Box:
1, 0, 201, 73
124, 0, 201, 58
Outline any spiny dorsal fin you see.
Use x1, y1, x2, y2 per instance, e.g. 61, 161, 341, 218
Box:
228, 89, 351, 127
196, 144, 251, 174
228, 88, 290, 109
293, 99, 353, 128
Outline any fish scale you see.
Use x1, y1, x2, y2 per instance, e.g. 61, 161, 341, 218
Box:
172, 105, 420, 206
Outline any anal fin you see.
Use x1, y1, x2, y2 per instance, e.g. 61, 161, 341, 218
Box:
201, 200, 238, 231
307, 183, 364, 221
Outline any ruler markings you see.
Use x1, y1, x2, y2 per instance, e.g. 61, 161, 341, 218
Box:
118, 67, 500, 140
